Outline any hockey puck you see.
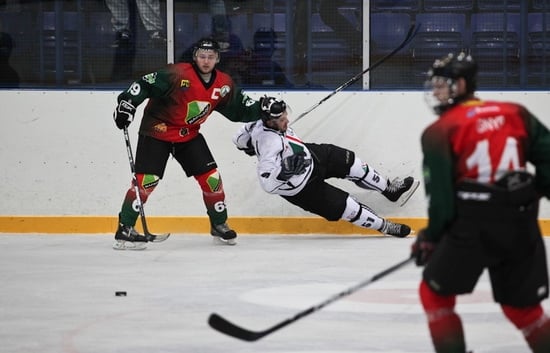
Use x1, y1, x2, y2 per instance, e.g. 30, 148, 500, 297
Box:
115, 291, 127, 297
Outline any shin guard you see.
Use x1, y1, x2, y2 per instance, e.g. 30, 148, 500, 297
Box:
346, 157, 388, 192
195, 169, 227, 225
119, 174, 159, 226
341, 196, 384, 230
502, 304, 550, 353
419, 280, 466, 353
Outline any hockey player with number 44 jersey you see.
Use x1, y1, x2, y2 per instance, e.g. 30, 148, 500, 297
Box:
233, 96, 419, 237
412, 52, 550, 353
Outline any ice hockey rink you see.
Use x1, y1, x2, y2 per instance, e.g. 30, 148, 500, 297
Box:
1, 233, 549, 353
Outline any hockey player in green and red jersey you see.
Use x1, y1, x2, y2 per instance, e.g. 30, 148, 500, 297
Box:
112, 38, 263, 250
412, 52, 550, 352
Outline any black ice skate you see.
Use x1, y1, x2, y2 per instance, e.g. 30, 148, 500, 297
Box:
382, 176, 420, 206
113, 223, 148, 250
378, 220, 411, 238
211, 222, 237, 245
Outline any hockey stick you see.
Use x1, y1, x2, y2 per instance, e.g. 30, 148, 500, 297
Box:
123, 127, 170, 242
208, 256, 414, 341
290, 23, 421, 126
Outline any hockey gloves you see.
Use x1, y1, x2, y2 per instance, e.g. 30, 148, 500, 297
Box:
114, 100, 136, 129
411, 228, 437, 266
277, 151, 311, 181
238, 139, 256, 156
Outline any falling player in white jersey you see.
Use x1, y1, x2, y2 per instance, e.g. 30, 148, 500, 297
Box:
233, 96, 419, 237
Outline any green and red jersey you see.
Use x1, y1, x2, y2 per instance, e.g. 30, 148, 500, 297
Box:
117, 62, 261, 142
421, 98, 550, 241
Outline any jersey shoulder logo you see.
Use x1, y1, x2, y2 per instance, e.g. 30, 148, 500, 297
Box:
180, 79, 190, 89
142, 72, 157, 84
212, 85, 231, 100
220, 85, 230, 97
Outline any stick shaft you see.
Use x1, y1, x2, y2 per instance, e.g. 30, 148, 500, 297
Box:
122, 128, 170, 241
123, 128, 149, 232
291, 23, 420, 126
209, 256, 414, 341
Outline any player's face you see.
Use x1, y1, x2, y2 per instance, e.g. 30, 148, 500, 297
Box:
268, 111, 289, 132
430, 76, 452, 104
194, 49, 219, 74
424, 76, 453, 114
425, 76, 469, 114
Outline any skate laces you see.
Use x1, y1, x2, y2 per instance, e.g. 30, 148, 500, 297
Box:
214, 223, 231, 233
122, 225, 139, 237
381, 221, 401, 234
211, 222, 237, 242
387, 178, 406, 193
380, 220, 411, 237
118, 224, 147, 241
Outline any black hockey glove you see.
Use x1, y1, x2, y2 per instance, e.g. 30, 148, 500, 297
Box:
237, 139, 256, 156
277, 151, 311, 181
411, 228, 437, 266
114, 100, 136, 129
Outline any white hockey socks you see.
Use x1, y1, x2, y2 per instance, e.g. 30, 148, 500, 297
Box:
347, 157, 388, 192
341, 196, 384, 230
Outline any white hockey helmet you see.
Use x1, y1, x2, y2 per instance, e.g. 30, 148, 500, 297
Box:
260, 96, 287, 122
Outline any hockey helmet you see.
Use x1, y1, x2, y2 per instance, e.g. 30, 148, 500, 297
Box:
425, 52, 478, 114
193, 37, 221, 61
260, 96, 287, 122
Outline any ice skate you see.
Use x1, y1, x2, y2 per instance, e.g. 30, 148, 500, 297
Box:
382, 176, 419, 206
211, 222, 237, 245
113, 223, 148, 250
378, 219, 411, 238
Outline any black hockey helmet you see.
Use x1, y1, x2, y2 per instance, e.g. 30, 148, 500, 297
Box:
428, 52, 478, 93
260, 96, 287, 122
193, 37, 221, 58
425, 52, 478, 114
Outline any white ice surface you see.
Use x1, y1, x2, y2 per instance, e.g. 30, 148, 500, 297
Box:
0, 234, 548, 353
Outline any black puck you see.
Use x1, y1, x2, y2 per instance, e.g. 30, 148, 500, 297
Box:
115, 291, 127, 297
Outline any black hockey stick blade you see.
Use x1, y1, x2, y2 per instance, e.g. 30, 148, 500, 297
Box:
138, 196, 170, 242
291, 22, 421, 126
208, 256, 414, 342
209, 313, 269, 342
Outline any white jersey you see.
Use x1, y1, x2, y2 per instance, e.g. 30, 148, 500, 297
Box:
233, 120, 314, 196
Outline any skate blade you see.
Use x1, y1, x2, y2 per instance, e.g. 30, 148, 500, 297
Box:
212, 236, 237, 246
112, 240, 147, 251
399, 180, 420, 207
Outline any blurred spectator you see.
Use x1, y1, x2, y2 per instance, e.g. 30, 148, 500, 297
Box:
183, 0, 231, 49
110, 40, 136, 81
0, 32, 20, 88
208, 0, 230, 49
292, 0, 362, 83
105, 0, 166, 48
318, 0, 362, 56
245, 28, 293, 88
178, 17, 246, 82
292, 0, 308, 84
